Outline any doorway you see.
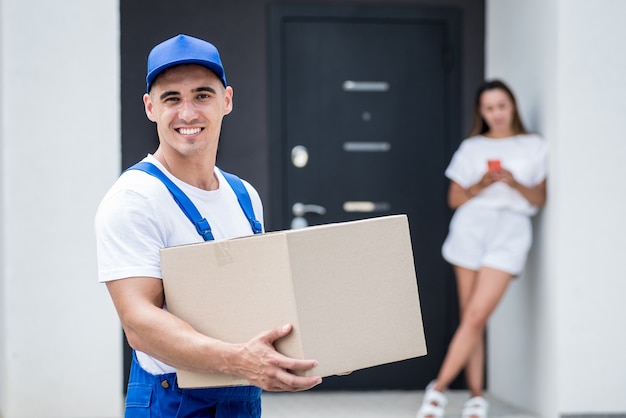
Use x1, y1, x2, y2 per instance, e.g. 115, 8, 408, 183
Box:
269, 4, 463, 390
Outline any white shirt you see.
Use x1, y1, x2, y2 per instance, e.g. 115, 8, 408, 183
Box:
445, 134, 548, 216
95, 154, 264, 373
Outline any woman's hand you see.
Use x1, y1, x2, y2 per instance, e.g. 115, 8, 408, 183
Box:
494, 169, 547, 207
448, 172, 498, 209
481, 170, 503, 187
448, 169, 546, 209
492, 168, 516, 186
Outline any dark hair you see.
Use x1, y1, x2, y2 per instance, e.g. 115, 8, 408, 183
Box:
468, 79, 528, 137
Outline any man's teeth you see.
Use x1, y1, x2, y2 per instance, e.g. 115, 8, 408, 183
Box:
179, 128, 202, 135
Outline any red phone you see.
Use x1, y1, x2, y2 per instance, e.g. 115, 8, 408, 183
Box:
487, 159, 502, 172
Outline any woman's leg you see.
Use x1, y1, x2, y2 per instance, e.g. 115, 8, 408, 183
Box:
432, 266, 513, 394
464, 334, 485, 398
453, 266, 484, 398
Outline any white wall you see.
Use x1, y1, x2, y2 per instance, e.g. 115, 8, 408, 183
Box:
0, 1, 6, 416
487, 0, 626, 416
554, 0, 626, 413
0, 1, 123, 417
486, 1, 560, 415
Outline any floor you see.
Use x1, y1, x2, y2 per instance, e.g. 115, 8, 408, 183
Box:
261, 390, 538, 418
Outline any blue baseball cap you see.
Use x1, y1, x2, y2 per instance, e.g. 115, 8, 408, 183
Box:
146, 34, 227, 92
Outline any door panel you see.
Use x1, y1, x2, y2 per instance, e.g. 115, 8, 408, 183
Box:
271, 6, 463, 390
285, 20, 446, 226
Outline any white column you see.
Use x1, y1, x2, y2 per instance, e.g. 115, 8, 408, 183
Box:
0, 1, 123, 417
487, 0, 626, 416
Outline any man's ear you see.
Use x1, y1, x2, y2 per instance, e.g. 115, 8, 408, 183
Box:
224, 86, 234, 116
144, 93, 156, 122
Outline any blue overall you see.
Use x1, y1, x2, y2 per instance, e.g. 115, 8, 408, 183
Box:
126, 352, 262, 418
124, 163, 263, 418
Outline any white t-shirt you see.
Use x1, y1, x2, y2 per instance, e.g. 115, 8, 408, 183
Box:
445, 134, 548, 216
95, 154, 264, 374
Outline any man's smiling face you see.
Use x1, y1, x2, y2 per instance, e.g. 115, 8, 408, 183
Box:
144, 64, 233, 160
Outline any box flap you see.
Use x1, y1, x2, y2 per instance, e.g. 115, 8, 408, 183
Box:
161, 233, 302, 388
287, 215, 426, 377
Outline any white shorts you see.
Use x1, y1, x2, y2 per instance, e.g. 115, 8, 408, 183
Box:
441, 205, 532, 276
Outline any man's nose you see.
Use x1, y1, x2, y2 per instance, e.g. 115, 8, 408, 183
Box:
179, 100, 198, 121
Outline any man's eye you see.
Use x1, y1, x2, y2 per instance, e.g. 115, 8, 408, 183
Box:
197, 94, 211, 100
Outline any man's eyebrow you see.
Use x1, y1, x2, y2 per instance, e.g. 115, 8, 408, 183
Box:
194, 86, 217, 94
159, 91, 180, 101
159, 86, 217, 101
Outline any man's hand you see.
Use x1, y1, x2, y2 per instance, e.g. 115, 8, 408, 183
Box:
107, 278, 322, 391
225, 324, 322, 392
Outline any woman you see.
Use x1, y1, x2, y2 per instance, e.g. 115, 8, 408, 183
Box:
417, 80, 547, 418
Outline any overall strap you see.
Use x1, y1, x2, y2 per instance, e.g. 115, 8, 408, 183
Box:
127, 162, 214, 241
220, 169, 263, 235
125, 162, 262, 240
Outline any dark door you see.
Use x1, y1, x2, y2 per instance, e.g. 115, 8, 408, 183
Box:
270, 5, 462, 390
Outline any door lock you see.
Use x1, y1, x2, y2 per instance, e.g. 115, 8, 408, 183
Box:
292, 202, 327, 217
291, 145, 309, 168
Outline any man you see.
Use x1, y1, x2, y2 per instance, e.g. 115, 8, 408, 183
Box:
95, 34, 321, 417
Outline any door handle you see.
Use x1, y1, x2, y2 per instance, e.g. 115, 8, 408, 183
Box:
292, 202, 327, 217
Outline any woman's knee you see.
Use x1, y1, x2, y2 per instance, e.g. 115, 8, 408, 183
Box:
460, 306, 490, 331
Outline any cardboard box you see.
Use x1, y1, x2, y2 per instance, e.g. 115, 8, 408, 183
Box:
160, 214, 426, 388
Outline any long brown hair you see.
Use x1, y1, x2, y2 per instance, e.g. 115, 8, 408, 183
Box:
468, 79, 528, 137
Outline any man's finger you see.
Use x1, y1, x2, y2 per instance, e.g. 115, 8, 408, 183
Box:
273, 368, 322, 391
258, 323, 293, 344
